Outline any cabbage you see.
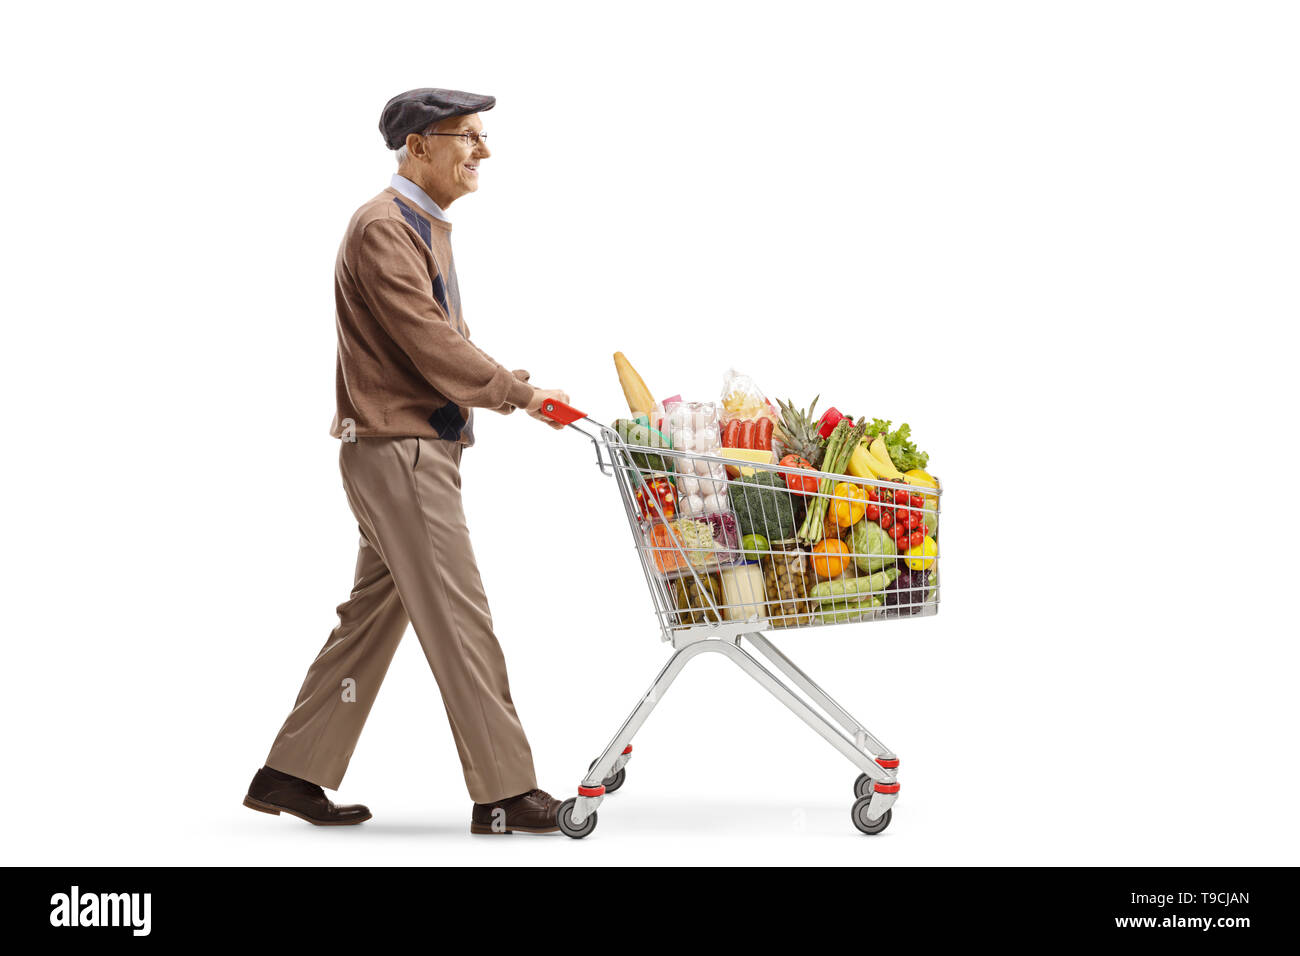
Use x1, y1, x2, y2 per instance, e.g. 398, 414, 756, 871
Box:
850, 521, 896, 573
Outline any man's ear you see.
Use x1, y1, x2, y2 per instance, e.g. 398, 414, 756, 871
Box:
405, 131, 425, 158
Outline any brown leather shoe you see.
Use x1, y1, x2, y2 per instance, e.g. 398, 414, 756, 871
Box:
470, 788, 561, 834
243, 766, 371, 826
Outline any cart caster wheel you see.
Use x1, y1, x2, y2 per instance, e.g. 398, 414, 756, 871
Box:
588, 758, 627, 794
851, 796, 892, 835
558, 797, 598, 839
854, 773, 873, 800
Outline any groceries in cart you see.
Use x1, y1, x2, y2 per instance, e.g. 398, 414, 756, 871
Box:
609, 353, 942, 631
644, 511, 742, 575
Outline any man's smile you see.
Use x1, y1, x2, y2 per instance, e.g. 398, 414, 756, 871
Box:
463, 162, 479, 177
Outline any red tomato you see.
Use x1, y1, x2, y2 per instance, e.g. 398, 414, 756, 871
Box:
918, 522, 929, 536
778, 454, 818, 496
909, 509, 923, 524
896, 509, 912, 530
880, 511, 893, 530
866, 486, 879, 502
909, 530, 924, 549
909, 492, 925, 508
865, 503, 880, 522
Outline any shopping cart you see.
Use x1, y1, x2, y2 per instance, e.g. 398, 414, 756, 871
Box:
539, 399, 940, 838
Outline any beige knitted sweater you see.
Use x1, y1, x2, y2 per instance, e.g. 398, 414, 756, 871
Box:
328, 187, 534, 445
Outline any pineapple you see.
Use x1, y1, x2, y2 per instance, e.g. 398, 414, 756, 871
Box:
775, 395, 825, 467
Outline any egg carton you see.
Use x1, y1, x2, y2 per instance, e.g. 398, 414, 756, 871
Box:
663, 401, 730, 516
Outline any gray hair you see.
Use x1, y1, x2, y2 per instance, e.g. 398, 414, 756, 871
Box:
394, 145, 409, 165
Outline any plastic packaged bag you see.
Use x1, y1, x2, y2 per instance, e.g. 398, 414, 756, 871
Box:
718, 369, 782, 450
719, 369, 772, 423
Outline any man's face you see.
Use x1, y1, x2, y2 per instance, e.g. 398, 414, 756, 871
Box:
406, 112, 490, 206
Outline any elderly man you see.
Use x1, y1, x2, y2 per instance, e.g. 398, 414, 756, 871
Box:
244, 88, 569, 834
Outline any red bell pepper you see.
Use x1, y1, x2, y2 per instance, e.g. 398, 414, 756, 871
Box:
816, 407, 851, 439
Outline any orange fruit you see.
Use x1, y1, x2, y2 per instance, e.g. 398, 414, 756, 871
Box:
810, 538, 850, 578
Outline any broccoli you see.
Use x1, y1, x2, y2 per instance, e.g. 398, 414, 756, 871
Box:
729, 471, 804, 541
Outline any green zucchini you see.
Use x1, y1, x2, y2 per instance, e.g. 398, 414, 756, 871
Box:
811, 567, 899, 602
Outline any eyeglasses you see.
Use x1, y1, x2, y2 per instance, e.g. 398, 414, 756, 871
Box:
421, 130, 488, 148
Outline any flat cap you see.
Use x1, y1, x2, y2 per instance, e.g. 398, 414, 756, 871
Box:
380, 88, 496, 150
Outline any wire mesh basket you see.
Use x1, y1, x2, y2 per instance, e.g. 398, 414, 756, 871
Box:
604, 433, 940, 642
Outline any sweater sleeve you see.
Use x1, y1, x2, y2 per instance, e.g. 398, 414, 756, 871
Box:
489, 369, 532, 415
353, 219, 534, 411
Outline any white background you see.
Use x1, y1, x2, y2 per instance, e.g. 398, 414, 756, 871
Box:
2, 1, 1297, 866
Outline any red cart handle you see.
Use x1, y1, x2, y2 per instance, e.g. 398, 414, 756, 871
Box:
540, 398, 586, 425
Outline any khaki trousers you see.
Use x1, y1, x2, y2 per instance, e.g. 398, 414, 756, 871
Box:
265, 436, 537, 804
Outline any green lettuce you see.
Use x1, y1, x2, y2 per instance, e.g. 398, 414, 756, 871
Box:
866, 419, 929, 472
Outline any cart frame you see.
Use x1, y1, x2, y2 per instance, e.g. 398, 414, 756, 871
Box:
539, 400, 929, 838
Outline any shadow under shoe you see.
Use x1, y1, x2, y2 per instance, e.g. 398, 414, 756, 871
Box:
243, 766, 372, 826
470, 788, 561, 834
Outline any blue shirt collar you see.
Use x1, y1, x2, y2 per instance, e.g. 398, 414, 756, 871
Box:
390, 174, 450, 223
